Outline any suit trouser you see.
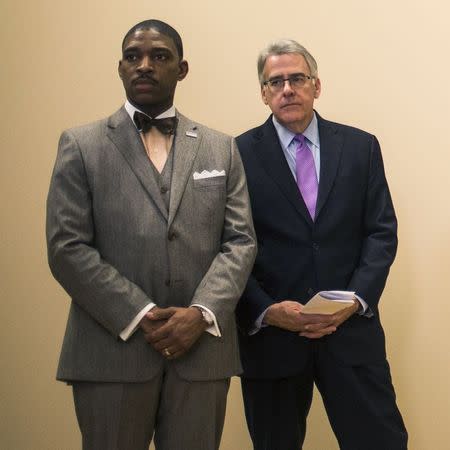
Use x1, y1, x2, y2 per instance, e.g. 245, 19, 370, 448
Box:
241, 341, 407, 450
72, 364, 230, 450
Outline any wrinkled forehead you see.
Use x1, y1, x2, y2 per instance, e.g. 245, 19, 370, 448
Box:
263, 53, 310, 78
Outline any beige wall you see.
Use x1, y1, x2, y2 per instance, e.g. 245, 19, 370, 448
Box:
1, 0, 449, 448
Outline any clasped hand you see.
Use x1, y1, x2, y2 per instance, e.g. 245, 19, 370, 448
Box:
263, 299, 359, 339
139, 306, 207, 360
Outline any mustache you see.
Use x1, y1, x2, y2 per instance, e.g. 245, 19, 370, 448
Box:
133, 74, 158, 84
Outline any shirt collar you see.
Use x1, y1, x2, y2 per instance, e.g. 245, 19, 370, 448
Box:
124, 100, 176, 126
272, 112, 319, 148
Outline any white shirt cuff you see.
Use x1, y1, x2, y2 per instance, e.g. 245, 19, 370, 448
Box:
248, 307, 270, 335
120, 303, 156, 341
191, 304, 221, 337
355, 294, 373, 317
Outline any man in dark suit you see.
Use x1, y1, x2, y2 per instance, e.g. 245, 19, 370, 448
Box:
46, 20, 256, 450
236, 39, 407, 450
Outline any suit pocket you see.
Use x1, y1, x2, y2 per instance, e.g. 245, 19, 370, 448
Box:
191, 177, 226, 227
193, 177, 226, 210
193, 176, 226, 189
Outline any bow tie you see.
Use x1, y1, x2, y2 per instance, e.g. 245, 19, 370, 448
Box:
133, 111, 178, 135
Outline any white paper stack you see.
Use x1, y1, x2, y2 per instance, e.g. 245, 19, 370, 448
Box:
301, 291, 355, 315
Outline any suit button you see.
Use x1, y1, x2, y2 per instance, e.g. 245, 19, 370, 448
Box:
165, 279, 171, 286
160, 186, 168, 194
307, 288, 314, 296
312, 243, 319, 251
168, 232, 177, 241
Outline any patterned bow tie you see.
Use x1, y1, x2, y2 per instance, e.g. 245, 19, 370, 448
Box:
133, 111, 178, 135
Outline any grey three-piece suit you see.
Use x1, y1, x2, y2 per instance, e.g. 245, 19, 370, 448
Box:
46, 106, 256, 449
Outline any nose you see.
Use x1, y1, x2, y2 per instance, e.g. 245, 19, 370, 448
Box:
282, 79, 295, 95
137, 55, 153, 72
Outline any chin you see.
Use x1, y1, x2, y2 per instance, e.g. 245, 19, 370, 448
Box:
132, 93, 155, 103
279, 113, 304, 125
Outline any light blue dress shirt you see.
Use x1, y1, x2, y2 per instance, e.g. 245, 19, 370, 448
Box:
272, 113, 321, 182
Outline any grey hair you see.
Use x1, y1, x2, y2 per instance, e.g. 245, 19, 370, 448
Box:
257, 39, 318, 85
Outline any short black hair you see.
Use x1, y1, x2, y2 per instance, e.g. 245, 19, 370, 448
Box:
122, 19, 183, 60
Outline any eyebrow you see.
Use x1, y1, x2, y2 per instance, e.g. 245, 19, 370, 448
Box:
269, 72, 308, 80
123, 45, 139, 53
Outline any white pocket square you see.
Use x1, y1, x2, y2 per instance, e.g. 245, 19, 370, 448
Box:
193, 170, 226, 180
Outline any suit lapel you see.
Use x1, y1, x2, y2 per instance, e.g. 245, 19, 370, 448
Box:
168, 113, 201, 227
315, 116, 343, 220
106, 107, 168, 220
254, 117, 313, 225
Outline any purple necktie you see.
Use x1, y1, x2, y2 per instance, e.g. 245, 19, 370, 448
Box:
295, 134, 318, 220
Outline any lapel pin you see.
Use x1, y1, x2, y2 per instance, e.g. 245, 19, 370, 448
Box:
186, 130, 198, 138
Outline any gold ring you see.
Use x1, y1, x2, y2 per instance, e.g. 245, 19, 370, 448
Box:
163, 348, 171, 357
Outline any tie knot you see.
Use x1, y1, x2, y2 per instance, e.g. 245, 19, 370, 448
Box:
294, 134, 306, 145
133, 111, 178, 135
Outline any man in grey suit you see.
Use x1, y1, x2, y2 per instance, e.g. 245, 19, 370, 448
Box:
46, 19, 256, 450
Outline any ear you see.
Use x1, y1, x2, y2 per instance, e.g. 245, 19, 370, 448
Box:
261, 85, 269, 105
118, 61, 123, 79
178, 60, 189, 81
313, 77, 321, 99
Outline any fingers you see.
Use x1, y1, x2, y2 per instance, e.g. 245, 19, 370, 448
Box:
327, 304, 358, 327
160, 346, 185, 360
142, 307, 180, 342
143, 331, 186, 359
151, 333, 193, 360
139, 317, 166, 334
144, 321, 172, 343
143, 308, 205, 359
299, 311, 335, 324
152, 337, 177, 353
264, 302, 305, 330
147, 307, 177, 321
299, 323, 336, 339
304, 322, 336, 332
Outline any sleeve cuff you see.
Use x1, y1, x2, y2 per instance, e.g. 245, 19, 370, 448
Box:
119, 303, 156, 341
248, 307, 270, 335
354, 295, 373, 318
191, 304, 221, 337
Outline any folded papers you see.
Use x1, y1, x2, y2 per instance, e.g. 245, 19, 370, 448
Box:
301, 291, 355, 315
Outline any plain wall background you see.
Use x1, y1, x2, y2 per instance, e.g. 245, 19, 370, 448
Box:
1, 1, 449, 449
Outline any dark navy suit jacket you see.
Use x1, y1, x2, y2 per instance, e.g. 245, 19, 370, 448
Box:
236, 113, 397, 378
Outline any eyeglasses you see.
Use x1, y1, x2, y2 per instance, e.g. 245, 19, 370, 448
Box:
263, 74, 314, 93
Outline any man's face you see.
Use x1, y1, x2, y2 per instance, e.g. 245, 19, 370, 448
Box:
261, 53, 321, 133
118, 28, 188, 115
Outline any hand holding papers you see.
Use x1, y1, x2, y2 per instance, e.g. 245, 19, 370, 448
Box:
301, 291, 356, 315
